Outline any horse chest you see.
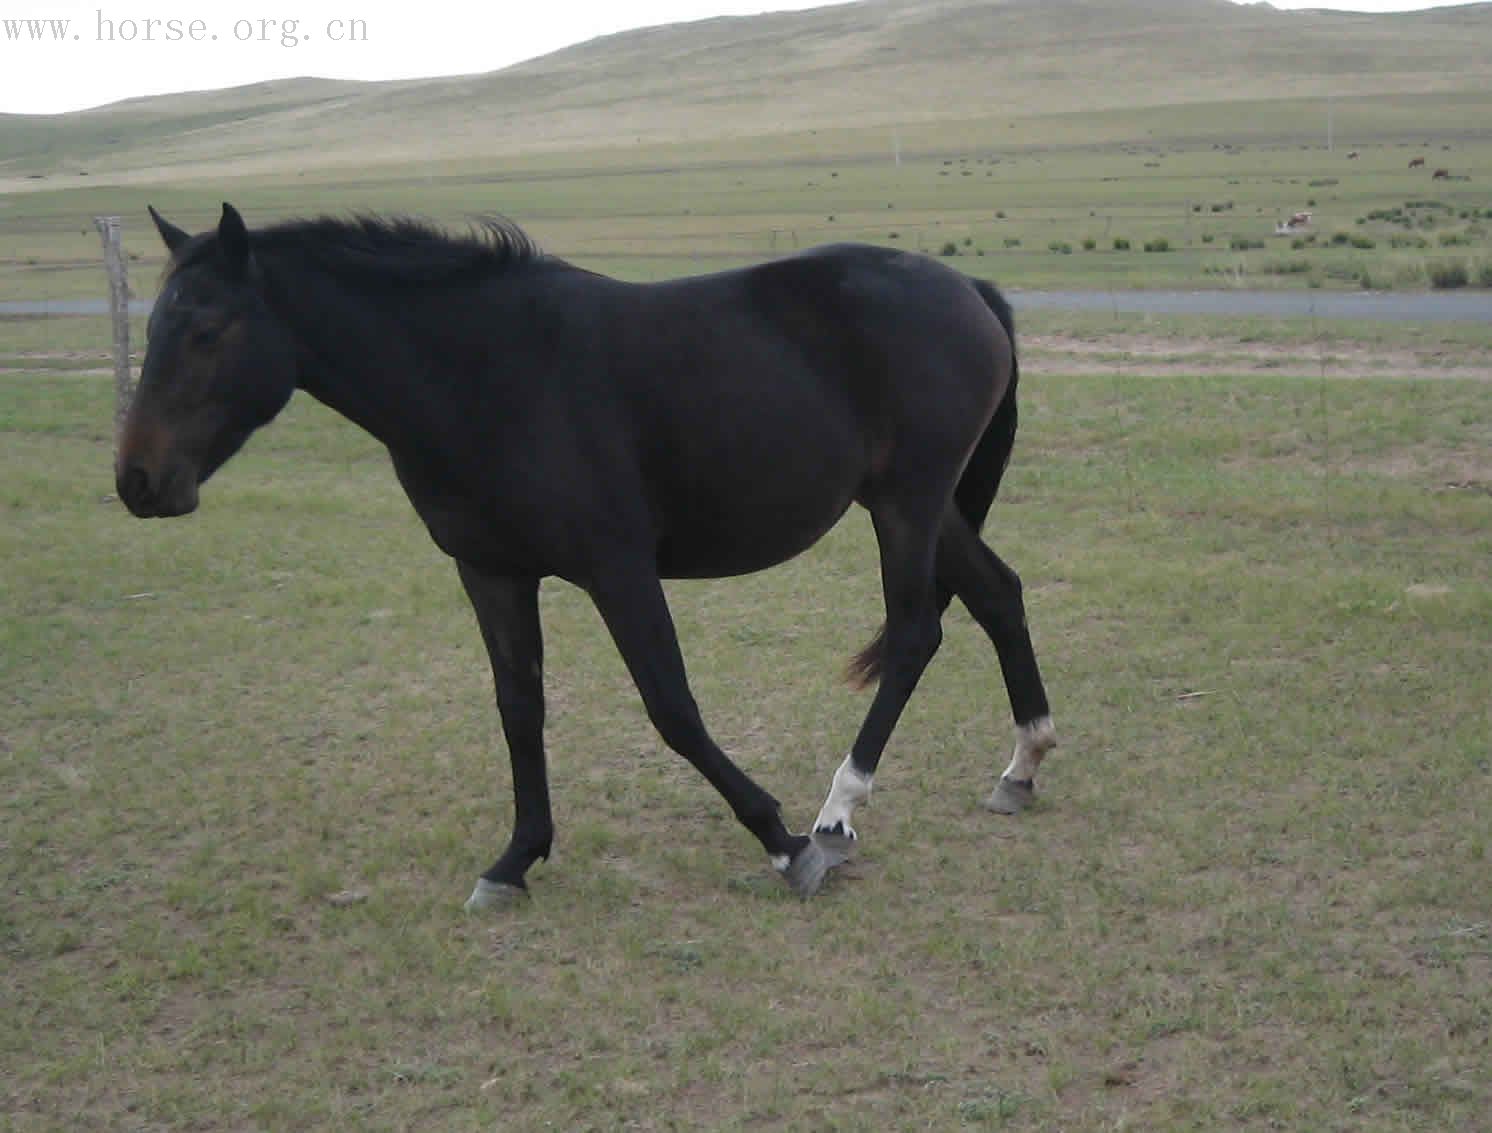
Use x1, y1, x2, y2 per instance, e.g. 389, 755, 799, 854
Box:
391, 456, 546, 574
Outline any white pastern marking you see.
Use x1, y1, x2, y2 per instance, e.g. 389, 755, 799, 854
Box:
771, 853, 791, 873
813, 754, 873, 839
1002, 716, 1057, 783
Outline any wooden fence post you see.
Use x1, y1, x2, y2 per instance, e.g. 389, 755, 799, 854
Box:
93, 215, 133, 450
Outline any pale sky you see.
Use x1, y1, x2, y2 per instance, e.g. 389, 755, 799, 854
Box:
0, 0, 1472, 115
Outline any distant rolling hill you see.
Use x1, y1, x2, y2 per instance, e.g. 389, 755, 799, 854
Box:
3, 0, 1491, 185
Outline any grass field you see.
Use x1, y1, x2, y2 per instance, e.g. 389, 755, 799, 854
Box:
4, 352, 1489, 1129
3, 2, 1490, 1126
5, 2, 1492, 302
5, 128, 1492, 302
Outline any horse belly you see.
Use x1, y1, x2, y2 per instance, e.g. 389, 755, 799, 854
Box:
653, 418, 863, 579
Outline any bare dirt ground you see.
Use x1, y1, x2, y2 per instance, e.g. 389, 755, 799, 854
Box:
1023, 333, 1491, 380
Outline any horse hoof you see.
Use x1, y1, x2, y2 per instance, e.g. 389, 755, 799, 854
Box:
780, 835, 851, 898
809, 827, 858, 859
464, 878, 529, 913
985, 776, 1035, 815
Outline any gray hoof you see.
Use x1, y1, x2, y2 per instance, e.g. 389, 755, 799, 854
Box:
781, 835, 851, 898
809, 828, 858, 859
464, 878, 529, 913
985, 776, 1035, 815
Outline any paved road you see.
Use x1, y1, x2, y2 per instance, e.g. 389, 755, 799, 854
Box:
2, 290, 1489, 322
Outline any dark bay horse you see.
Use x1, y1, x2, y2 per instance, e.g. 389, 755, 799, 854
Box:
118, 203, 1056, 907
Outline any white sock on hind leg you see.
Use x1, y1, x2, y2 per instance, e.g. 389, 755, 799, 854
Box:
813, 754, 873, 839
1002, 716, 1056, 783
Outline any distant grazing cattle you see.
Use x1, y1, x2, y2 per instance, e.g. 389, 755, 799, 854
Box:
1409, 157, 1426, 168
1432, 168, 1450, 180
1347, 151, 1359, 159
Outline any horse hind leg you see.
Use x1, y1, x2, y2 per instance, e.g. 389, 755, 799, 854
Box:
987, 717, 1058, 815
814, 499, 945, 847
934, 514, 1056, 814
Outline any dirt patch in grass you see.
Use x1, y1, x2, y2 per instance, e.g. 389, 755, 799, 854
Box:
1024, 332, 1491, 381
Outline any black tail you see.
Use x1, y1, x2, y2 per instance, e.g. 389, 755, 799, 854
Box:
848, 278, 1020, 688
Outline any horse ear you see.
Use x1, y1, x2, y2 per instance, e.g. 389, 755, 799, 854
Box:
148, 205, 191, 254
218, 202, 252, 277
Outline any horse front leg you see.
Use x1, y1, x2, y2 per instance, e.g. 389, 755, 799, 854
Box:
587, 558, 849, 897
456, 563, 553, 911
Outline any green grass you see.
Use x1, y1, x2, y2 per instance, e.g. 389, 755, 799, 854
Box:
5, 129, 1492, 301
4, 363, 1488, 1130
3, 3, 1492, 300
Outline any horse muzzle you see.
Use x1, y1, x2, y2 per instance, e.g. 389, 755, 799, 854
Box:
116, 458, 200, 517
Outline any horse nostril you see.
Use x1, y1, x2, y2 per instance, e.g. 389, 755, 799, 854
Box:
119, 464, 151, 510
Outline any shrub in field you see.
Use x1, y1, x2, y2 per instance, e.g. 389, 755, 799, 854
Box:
1350, 235, 1376, 249
1048, 241, 1073, 254
1393, 261, 1427, 287
1429, 261, 1469, 289
1143, 238, 1170, 252
1390, 235, 1428, 249
1263, 258, 1312, 275
1230, 237, 1264, 251
1438, 232, 1471, 247
1003, 237, 1021, 248
1479, 261, 1492, 288
1082, 238, 1096, 251
940, 241, 958, 256
1113, 237, 1131, 250
1331, 232, 1352, 246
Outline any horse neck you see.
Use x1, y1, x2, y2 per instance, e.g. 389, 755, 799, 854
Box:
262, 258, 474, 453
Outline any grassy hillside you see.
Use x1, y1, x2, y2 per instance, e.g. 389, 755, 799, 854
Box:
3, 0, 1491, 184
3, 0, 1490, 297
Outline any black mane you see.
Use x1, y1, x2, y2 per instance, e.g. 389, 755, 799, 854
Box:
169, 214, 548, 288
